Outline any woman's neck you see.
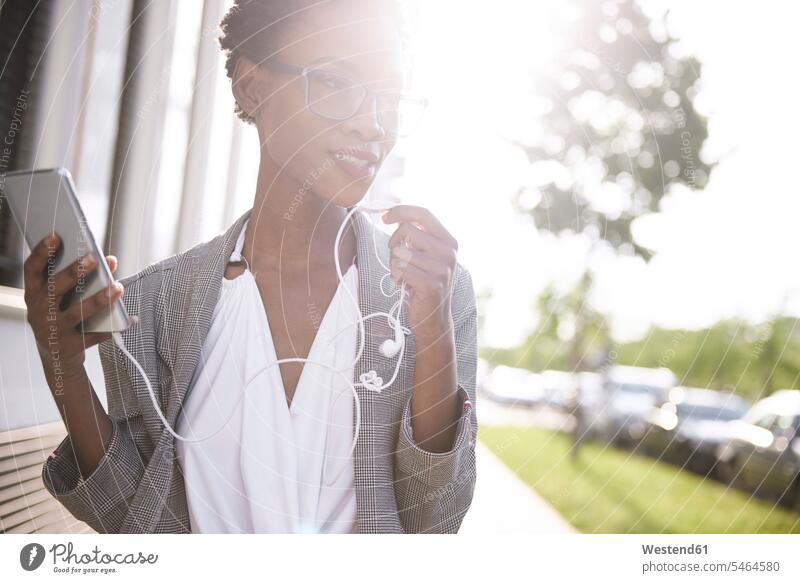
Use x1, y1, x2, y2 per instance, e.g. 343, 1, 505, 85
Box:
241, 153, 357, 274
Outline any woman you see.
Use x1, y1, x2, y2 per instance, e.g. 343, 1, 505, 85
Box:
27, 0, 477, 534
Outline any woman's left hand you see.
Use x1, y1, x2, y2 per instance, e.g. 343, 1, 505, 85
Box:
382, 205, 459, 342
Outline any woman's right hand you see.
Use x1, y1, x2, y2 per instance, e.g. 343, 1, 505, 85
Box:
23, 233, 126, 380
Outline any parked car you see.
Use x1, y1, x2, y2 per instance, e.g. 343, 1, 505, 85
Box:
476, 358, 491, 395
484, 365, 544, 407
573, 371, 611, 440
640, 387, 749, 474
602, 365, 677, 446
716, 390, 800, 510
540, 370, 577, 409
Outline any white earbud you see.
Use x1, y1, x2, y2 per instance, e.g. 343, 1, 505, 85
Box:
380, 322, 405, 358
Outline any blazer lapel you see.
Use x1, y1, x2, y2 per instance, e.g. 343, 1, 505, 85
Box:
165, 209, 252, 427
350, 209, 411, 399
348, 210, 413, 533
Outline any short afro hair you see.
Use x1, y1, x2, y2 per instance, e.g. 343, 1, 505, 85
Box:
218, 0, 410, 125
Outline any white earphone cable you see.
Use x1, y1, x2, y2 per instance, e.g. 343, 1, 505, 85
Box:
111, 204, 407, 486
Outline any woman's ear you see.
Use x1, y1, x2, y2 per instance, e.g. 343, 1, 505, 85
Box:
231, 55, 266, 120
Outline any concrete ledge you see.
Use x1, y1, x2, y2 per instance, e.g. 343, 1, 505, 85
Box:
0, 285, 26, 315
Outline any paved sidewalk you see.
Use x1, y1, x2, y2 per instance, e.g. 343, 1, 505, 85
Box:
460, 440, 576, 533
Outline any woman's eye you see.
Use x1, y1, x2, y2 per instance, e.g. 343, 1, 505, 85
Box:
317, 74, 349, 90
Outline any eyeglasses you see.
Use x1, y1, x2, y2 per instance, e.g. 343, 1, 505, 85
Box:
260, 60, 428, 138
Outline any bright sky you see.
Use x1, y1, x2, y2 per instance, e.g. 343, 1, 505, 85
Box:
396, 0, 800, 347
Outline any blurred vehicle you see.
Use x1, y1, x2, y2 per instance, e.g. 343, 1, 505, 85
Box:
540, 370, 577, 409
572, 371, 611, 440
602, 365, 677, 446
716, 390, 800, 510
640, 387, 749, 474
483, 365, 544, 407
476, 358, 491, 395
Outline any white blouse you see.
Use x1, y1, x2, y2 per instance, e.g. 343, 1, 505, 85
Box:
175, 219, 359, 533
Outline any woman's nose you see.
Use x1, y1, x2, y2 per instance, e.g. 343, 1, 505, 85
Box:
340, 94, 386, 141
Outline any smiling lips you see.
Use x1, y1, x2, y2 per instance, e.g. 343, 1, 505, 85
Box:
333, 150, 379, 180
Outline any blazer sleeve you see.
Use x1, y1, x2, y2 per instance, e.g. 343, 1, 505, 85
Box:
40, 273, 154, 534
393, 263, 478, 533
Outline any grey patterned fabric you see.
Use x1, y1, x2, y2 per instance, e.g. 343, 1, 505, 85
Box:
41, 207, 478, 533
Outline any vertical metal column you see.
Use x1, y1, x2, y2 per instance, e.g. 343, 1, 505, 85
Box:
104, 0, 178, 276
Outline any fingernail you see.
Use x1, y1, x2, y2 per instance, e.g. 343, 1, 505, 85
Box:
393, 246, 412, 261
113, 282, 123, 294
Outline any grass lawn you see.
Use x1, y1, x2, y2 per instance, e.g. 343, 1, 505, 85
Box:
479, 424, 800, 534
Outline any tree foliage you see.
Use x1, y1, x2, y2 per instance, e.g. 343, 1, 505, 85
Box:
483, 315, 800, 402
515, 0, 714, 259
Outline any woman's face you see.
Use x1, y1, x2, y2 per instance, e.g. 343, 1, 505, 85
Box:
238, 3, 405, 209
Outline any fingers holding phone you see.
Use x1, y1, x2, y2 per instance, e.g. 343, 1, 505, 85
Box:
23, 232, 130, 377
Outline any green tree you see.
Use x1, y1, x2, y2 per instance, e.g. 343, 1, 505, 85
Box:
612, 317, 800, 400
511, 0, 715, 372
480, 274, 610, 372
515, 0, 714, 259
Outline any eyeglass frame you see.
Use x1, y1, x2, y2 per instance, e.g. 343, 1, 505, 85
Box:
258, 60, 428, 137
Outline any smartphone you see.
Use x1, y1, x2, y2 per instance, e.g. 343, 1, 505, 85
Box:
1, 167, 132, 333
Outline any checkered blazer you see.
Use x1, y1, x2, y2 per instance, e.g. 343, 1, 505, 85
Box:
41, 207, 478, 533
